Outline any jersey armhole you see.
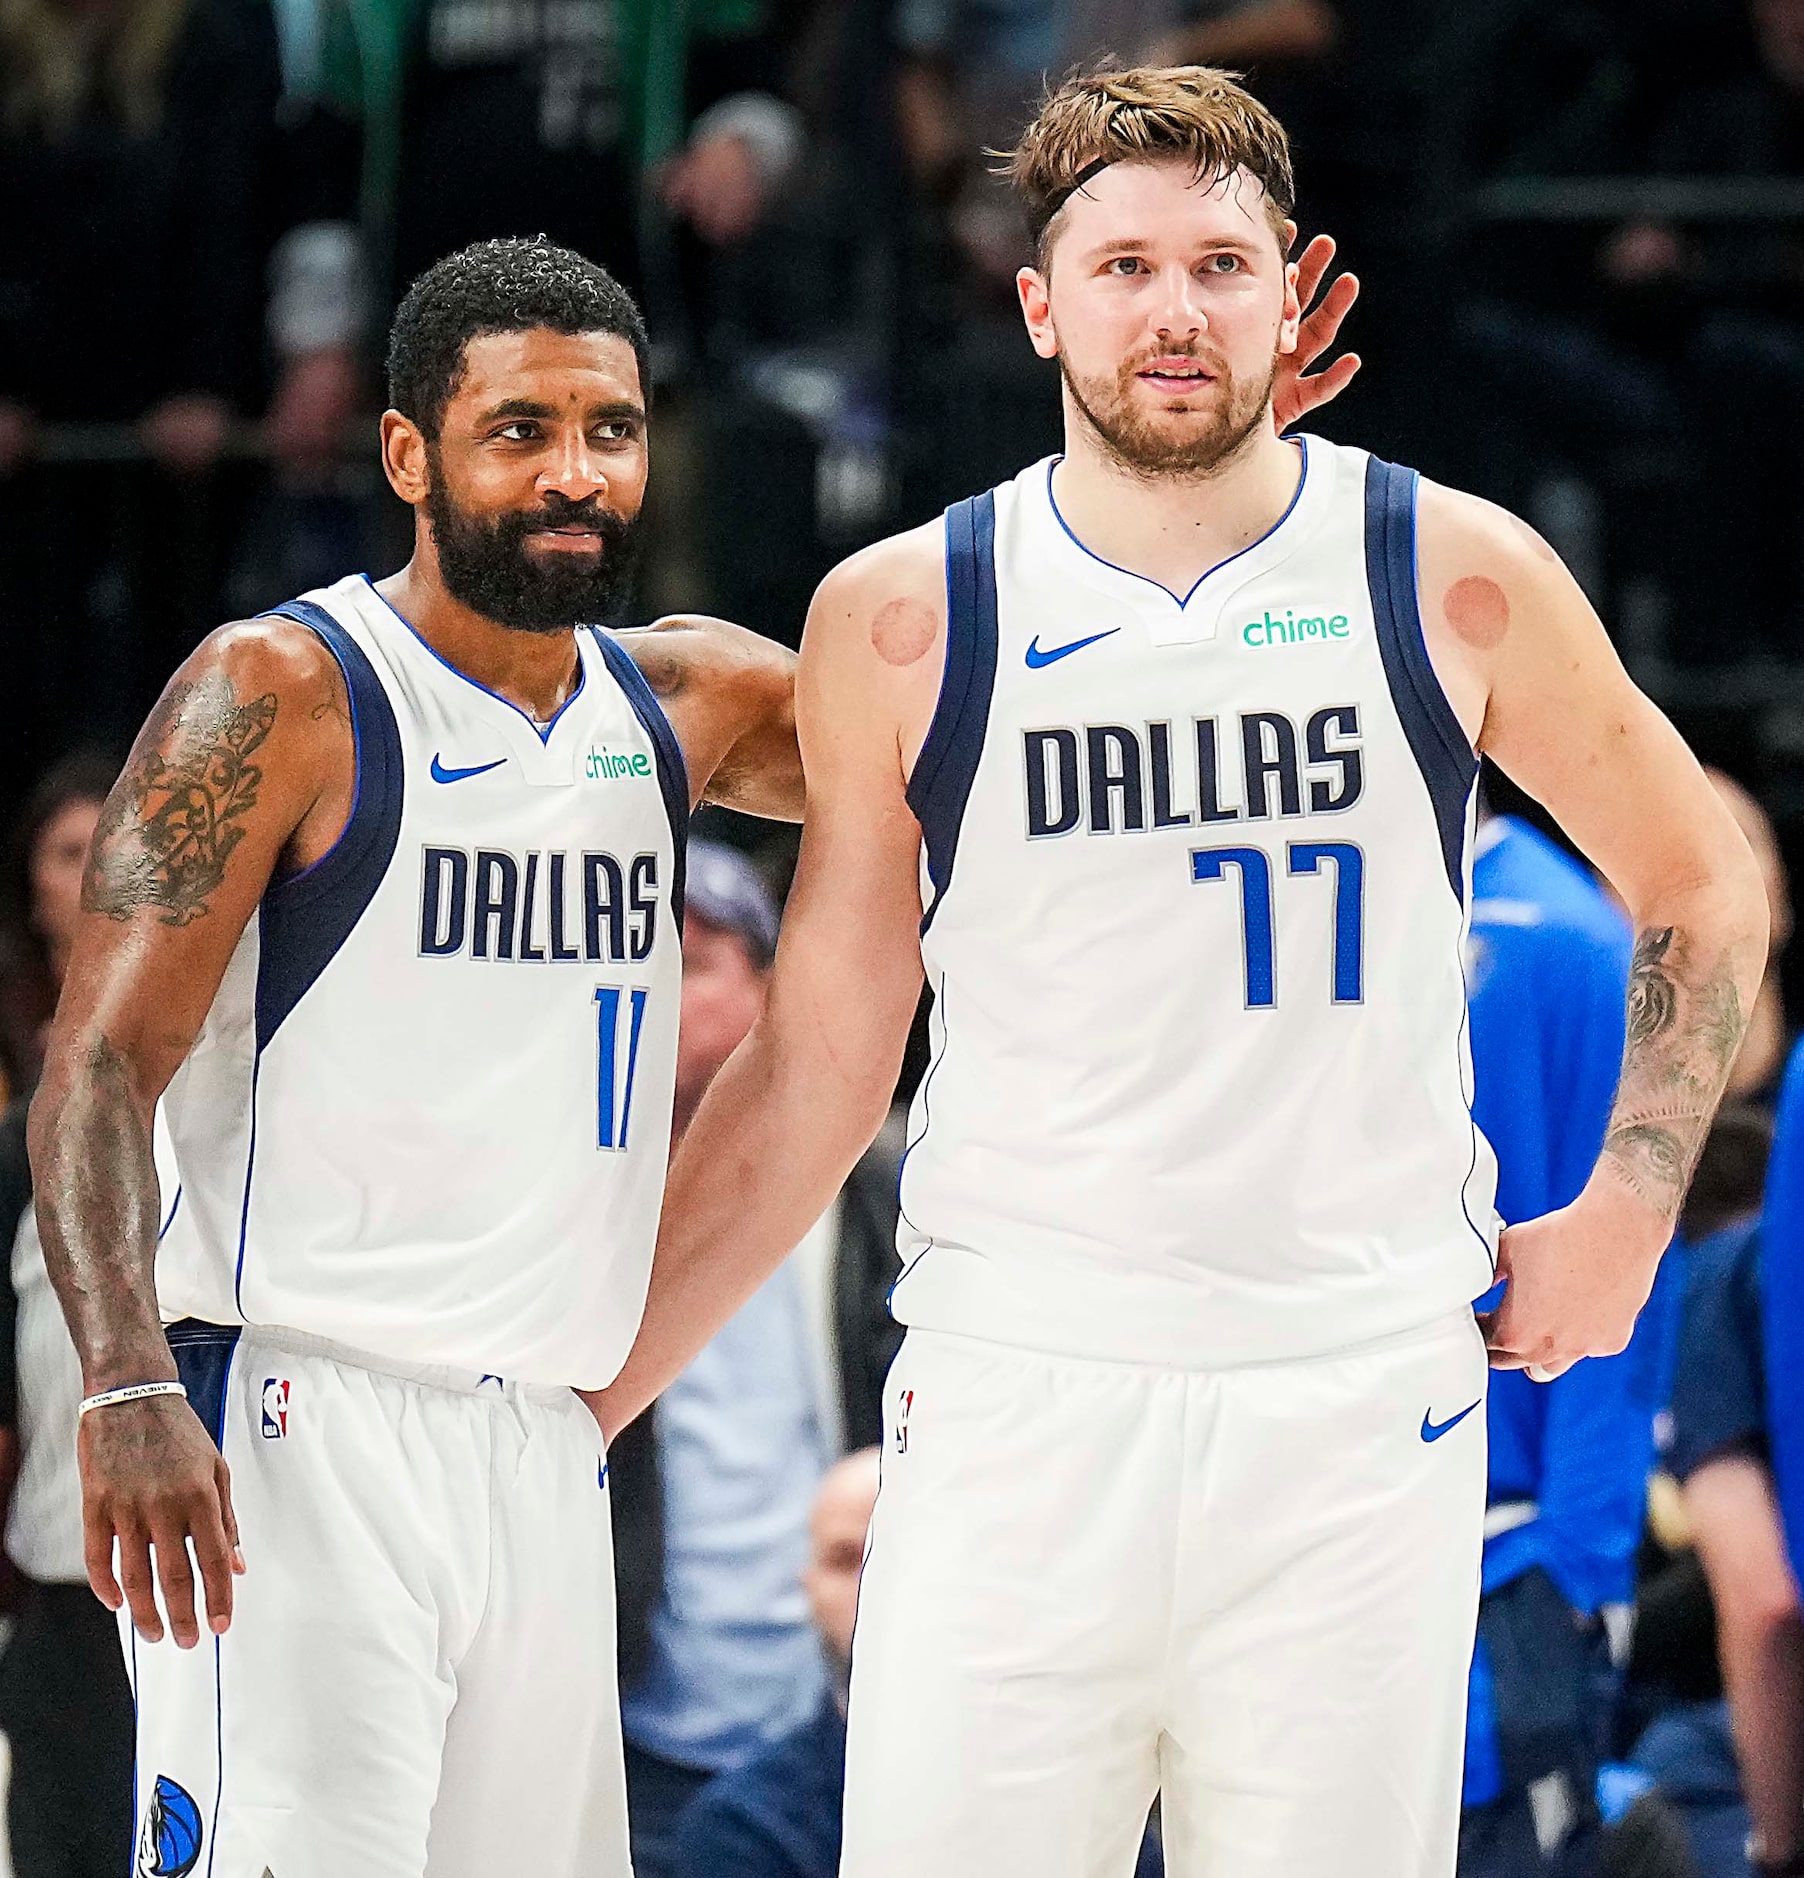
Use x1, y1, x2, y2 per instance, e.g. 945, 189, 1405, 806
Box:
592, 629, 690, 933
254, 601, 405, 1048
1362, 457, 1478, 902
906, 492, 999, 935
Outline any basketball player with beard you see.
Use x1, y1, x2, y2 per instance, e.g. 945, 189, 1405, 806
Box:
27, 238, 805, 1878
593, 68, 1771, 1878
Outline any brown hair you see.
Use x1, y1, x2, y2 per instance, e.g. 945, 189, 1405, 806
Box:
1003, 65, 1296, 264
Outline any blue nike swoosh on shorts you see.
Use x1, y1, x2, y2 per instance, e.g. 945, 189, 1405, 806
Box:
430, 754, 506, 784
1420, 1400, 1482, 1442
1024, 627, 1121, 668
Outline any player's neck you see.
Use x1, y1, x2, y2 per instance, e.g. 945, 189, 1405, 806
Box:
377, 559, 582, 725
1050, 417, 1303, 600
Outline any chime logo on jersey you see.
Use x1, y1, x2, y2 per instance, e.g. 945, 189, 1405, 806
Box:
261, 1377, 290, 1439
135, 1774, 202, 1877
584, 743, 654, 782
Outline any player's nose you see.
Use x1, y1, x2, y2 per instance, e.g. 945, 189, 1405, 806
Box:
538, 427, 607, 501
1151, 266, 1207, 341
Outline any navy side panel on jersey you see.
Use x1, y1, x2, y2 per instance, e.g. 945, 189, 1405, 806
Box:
908, 491, 999, 935
593, 629, 690, 931
256, 601, 406, 1048
1362, 457, 1476, 902
166, 1319, 243, 1443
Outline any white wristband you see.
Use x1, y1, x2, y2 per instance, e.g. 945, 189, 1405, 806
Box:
79, 1381, 188, 1419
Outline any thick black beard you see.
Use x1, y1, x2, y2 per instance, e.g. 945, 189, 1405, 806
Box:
1060, 350, 1277, 482
425, 466, 644, 633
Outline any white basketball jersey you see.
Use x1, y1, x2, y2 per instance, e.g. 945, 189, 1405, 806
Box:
893, 439, 1500, 1368
153, 575, 687, 1389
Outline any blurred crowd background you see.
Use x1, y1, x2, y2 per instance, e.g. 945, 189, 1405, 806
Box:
3, 0, 1804, 1875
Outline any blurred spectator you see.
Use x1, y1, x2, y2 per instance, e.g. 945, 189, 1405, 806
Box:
0, 767, 132, 1878
0, 1092, 134, 1878
1598, 0, 1804, 654
275, 0, 805, 328
610, 841, 904, 1878
1666, 1140, 1801, 1878
1706, 772, 1793, 1103
0, 0, 279, 466
1461, 810, 1683, 1876
666, 1446, 882, 1878
0, 754, 117, 1106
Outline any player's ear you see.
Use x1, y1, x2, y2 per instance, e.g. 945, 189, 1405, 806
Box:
1278, 233, 1303, 358
1018, 266, 1059, 361
380, 411, 431, 506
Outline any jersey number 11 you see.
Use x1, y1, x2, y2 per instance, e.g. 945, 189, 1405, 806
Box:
595, 986, 650, 1150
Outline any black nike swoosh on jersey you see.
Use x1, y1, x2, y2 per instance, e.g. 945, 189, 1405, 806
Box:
430, 754, 506, 784
1024, 627, 1122, 668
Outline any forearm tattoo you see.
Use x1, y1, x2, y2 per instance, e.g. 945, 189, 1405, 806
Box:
1602, 925, 1748, 1219
82, 674, 278, 926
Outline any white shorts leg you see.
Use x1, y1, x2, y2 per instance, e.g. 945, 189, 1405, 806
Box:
423, 1389, 629, 1878
840, 1315, 1486, 1878
1158, 1312, 1488, 1878
127, 1328, 628, 1878
841, 1331, 1173, 1878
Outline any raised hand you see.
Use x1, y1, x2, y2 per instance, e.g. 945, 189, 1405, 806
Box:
1275, 234, 1361, 433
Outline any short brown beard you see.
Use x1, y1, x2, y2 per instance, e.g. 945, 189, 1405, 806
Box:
1059, 346, 1278, 480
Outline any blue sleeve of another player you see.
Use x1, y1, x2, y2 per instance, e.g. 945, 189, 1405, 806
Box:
1483, 919, 1646, 1611
1543, 921, 1630, 1212
1762, 1039, 1804, 1589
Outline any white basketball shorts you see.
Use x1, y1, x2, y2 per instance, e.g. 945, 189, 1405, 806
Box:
125, 1321, 628, 1878
843, 1309, 1489, 1878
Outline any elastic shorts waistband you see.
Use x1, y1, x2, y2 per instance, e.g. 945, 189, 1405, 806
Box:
164, 1318, 576, 1404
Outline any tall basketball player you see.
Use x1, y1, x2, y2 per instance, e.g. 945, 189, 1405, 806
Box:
594, 69, 1772, 1878
26, 238, 806, 1878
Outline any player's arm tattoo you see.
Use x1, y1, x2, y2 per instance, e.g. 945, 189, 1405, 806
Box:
1601, 925, 1748, 1220
82, 673, 278, 927
29, 1031, 171, 1388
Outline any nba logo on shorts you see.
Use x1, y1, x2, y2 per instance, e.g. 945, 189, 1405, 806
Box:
895, 1388, 914, 1455
260, 1378, 290, 1439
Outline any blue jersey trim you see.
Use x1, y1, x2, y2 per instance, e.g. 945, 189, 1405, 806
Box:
1045, 437, 1309, 608
163, 1324, 239, 1878
908, 492, 999, 937
358, 575, 588, 745
157, 1183, 183, 1242
167, 1319, 242, 1442
592, 630, 689, 932
231, 1062, 260, 1312
256, 602, 405, 1049
1362, 456, 1476, 902
891, 973, 950, 1306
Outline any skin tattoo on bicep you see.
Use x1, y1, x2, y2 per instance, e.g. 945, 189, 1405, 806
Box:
82, 673, 279, 927
1602, 925, 1747, 1219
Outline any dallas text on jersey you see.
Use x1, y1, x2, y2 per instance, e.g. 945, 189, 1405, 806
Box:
417, 846, 663, 962
1023, 705, 1365, 839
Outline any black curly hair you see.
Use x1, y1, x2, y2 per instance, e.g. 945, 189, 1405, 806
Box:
386, 237, 651, 441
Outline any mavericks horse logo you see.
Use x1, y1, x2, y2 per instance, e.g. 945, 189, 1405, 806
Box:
137, 1773, 203, 1876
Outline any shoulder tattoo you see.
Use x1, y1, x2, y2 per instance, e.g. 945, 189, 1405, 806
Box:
83, 672, 279, 927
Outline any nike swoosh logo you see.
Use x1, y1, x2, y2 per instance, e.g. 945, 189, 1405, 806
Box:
1024, 627, 1121, 669
430, 754, 506, 785
1420, 1400, 1482, 1443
